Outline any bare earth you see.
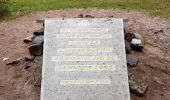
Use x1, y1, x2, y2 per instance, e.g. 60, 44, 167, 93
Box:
0, 8, 170, 100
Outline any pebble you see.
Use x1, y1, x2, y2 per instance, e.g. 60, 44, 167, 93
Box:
32, 35, 44, 45
154, 29, 164, 34
23, 35, 35, 43
78, 14, 83, 18
131, 38, 142, 45
125, 40, 131, 54
85, 15, 94, 18
3, 58, 9, 61
129, 75, 148, 96
25, 55, 35, 61
125, 33, 136, 42
126, 54, 138, 67
33, 28, 44, 36
5, 58, 22, 65
24, 61, 32, 69
130, 38, 144, 51
28, 44, 43, 56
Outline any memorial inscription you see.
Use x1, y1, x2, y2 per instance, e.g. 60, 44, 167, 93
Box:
41, 18, 130, 100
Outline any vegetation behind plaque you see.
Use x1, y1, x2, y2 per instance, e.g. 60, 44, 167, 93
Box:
0, 0, 9, 19
1, 0, 170, 20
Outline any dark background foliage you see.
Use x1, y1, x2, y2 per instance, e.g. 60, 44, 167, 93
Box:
0, 0, 9, 18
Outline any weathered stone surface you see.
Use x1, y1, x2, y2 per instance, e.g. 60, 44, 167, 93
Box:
33, 28, 44, 35
24, 61, 32, 69
125, 33, 135, 42
126, 54, 138, 67
41, 18, 130, 100
25, 55, 35, 61
78, 14, 83, 18
131, 38, 142, 45
3, 57, 9, 62
130, 38, 144, 51
5, 58, 22, 65
123, 19, 129, 23
154, 29, 164, 34
85, 15, 94, 18
125, 40, 131, 54
28, 44, 43, 56
32, 35, 44, 45
24, 35, 35, 43
129, 75, 148, 96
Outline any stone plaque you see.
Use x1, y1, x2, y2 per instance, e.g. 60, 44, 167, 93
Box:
41, 18, 130, 100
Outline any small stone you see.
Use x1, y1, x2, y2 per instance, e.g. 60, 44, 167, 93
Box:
125, 40, 131, 54
85, 15, 94, 18
32, 35, 44, 45
78, 14, 83, 18
130, 38, 144, 51
131, 38, 142, 45
3, 58, 9, 62
125, 33, 135, 42
126, 54, 138, 67
133, 32, 142, 39
23, 35, 35, 43
33, 28, 44, 36
108, 15, 114, 17
129, 75, 148, 96
24, 61, 32, 69
123, 19, 129, 23
154, 29, 164, 34
5, 58, 22, 65
25, 55, 35, 61
28, 44, 43, 56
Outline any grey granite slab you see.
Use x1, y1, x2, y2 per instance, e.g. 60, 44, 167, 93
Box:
41, 18, 130, 100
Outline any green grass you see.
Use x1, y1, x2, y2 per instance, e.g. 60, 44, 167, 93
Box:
1, 0, 170, 20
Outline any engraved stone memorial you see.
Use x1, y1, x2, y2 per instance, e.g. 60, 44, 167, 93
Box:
41, 18, 130, 100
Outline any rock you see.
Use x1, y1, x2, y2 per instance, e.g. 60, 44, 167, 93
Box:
108, 15, 114, 17
32, 35, 44, 45
5, 58, 22, 65
24, 61, 32, 69
33, 28, 44, 36
78, 14, 83, 18
23, 35, 35, 43
126, 54, 138, 67
154, 29, 164, 34
125, 33, 135, 42
123, 19, 129, 23
28, 44, 43, 56
129, 75, 148, 96
130, 38, 144, 51
131, 38, 142, 45
3, 58, 9, 62
25, 55, 35, 61
133, 32, 142, 39
125, 40, 131, 54
85, 15, 94, 18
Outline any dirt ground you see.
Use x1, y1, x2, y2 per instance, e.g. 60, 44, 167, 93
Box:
0, 8, 170, 100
